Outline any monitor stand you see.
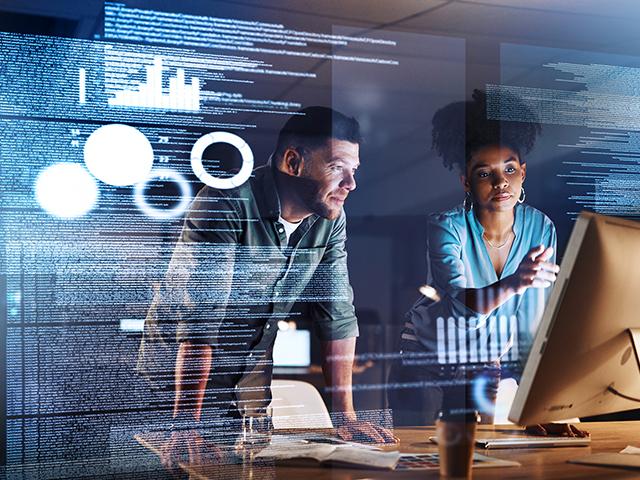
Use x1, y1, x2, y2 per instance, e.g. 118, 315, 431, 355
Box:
568, 329, 640, 471
606, 329, 640, 403
629, 328, 640, 370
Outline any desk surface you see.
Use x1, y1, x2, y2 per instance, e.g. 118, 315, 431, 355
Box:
139, 421, 640, 479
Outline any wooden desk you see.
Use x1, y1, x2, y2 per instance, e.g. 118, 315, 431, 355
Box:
138, 421, 640, 479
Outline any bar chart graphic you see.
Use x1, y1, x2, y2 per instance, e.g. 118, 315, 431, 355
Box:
108, 57, 200, 111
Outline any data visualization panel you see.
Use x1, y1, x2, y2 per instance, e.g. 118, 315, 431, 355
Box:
493, 44, 640, 222
0, 1, 406, 470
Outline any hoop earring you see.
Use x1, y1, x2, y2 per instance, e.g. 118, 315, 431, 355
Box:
464, 191, 473, 211
518, 187, 526, 204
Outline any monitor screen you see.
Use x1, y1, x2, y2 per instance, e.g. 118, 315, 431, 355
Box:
273, 329, 311, 368
510, 212, 640, 425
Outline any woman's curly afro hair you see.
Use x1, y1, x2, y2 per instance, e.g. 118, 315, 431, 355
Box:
431, 89, 542, 173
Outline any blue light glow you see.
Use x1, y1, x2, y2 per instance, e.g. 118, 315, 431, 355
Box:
472, 374, 496, 416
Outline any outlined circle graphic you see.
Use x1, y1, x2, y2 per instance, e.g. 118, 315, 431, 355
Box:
134, 168, 191, 219
35, 163, 99, 218
472, 374, 495, 416
84, 124, 154, 186
190, 131, 253, 189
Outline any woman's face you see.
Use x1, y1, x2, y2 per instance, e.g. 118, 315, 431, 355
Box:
462, 145, 526, 213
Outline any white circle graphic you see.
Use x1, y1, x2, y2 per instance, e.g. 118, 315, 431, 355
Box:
84, 124, 154, 186
35, 163, 99, 218
134, 168, 191, 219
190, 131, 253, 189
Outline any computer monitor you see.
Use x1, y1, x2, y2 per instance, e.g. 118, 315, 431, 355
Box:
509, 212, 640, 425
273, 327, 311, 368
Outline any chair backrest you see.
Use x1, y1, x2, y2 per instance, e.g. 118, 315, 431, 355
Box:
494, 378, 518, 424
269, 379, 333, 429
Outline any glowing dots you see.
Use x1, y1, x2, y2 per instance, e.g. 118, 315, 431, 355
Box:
35, 163, 98, 218
134, 168, 191, 219
190, 131, 253, 189
419, 284, 441, 302
40, 128, 251, 220
277, 320, 298, 332
119, 318, 145, 332
83, 124, 154, 186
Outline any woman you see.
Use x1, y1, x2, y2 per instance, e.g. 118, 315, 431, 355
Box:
389, 90, 581, 434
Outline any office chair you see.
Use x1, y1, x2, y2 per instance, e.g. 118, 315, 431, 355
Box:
269, 380, 333, 429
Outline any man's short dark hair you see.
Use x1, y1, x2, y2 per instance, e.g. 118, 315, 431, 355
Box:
432, 89, 541, 173
274, 106, 362, 160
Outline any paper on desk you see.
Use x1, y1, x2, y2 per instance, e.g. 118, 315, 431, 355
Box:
255, 441, 400, 469
620, 446, 640, 454
256, 442, 335, 461
323, 447, 400, 469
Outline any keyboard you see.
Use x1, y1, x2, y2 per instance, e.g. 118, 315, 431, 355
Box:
475, 436, 591, 449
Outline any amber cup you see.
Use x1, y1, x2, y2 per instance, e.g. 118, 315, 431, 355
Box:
436, 410, 479, 479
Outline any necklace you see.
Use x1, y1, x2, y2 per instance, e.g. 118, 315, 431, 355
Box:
483, 231, 513, 249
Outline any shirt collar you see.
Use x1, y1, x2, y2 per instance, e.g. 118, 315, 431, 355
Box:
258, 159, 283, 220
513, 203, 523, 236
258, 158, 320, 229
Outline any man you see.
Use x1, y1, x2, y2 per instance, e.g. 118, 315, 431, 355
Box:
138, 107, 395, 446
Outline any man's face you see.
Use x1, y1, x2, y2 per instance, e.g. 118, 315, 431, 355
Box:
463, 145, 526, 213
298, 139, 359, 220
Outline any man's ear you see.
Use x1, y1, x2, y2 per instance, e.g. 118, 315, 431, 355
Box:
281, 147, 304, 176
460, 174, 471, 192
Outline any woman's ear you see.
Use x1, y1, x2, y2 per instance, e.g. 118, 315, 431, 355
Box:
281, 147, 303, 176
460, 174, 471, 192
521, 162, 527, 182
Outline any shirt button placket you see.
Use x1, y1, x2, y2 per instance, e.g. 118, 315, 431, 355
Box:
276, 223, 286, 244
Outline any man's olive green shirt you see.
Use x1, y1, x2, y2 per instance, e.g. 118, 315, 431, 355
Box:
138, 163, 358, 414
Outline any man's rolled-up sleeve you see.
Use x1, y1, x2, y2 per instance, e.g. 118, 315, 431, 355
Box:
309, 210, 359, 341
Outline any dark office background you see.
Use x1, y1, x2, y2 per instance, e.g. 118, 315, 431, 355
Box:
2, 0, 640, 468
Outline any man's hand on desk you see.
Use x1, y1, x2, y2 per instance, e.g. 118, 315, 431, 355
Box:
336, 419, 399, 445
524, 423, 590, 437
160, 429, 226, 478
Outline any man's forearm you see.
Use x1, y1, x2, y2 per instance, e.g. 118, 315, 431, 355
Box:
321, 337, 357, 420
173, 341, 212, 422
